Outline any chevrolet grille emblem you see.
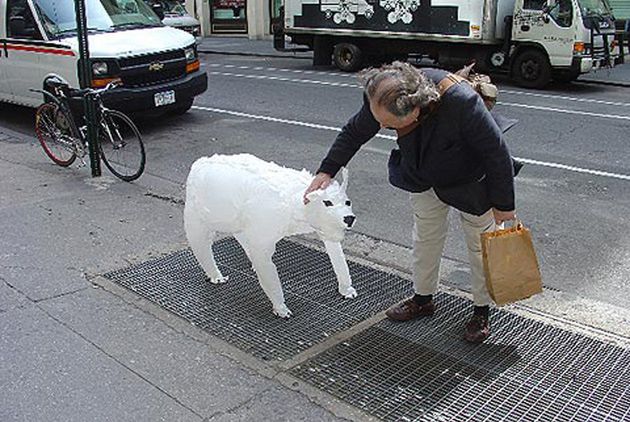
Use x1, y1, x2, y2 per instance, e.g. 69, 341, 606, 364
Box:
148, 62, 165, 71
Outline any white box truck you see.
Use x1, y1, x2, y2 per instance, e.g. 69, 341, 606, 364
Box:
0, 0, 207, 114
273, 0, 618, 88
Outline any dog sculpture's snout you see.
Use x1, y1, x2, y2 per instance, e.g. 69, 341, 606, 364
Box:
343, 215, 356, 228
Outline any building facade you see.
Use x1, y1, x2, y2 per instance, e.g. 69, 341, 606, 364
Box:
184, 0, 279, 38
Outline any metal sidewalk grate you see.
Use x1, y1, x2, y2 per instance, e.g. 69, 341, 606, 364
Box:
290, 293, 630, 422
103, 237, 412, 361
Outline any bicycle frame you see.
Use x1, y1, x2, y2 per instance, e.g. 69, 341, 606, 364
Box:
33, 80, 146, 181
31, 84, 112, 163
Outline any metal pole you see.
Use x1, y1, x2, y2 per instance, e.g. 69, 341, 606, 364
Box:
74, 0, 101, 177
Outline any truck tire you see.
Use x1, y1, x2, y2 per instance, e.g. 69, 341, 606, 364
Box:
333, 43, 363, 72
512, 49, 552, 89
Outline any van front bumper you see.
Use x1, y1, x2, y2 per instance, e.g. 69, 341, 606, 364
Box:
102, 71, 208, 113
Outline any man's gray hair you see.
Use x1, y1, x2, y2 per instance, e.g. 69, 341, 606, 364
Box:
359, 61, 440, 117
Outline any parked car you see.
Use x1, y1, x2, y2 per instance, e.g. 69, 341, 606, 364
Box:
0, 0, 207, 115
145, 0, 201, 39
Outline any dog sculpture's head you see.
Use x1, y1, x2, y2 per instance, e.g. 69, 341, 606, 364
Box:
304, 168, 355, 242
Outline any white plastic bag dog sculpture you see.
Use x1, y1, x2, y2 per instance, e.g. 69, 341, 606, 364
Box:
184, 153, 357, 318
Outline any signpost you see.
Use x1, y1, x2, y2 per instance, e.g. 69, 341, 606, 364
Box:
74, 0, 101, 177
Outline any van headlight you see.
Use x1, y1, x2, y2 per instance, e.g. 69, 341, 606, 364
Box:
92, 61, 109, 76
184, 46, 197, 63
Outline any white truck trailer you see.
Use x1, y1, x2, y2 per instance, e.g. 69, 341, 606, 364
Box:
273, 0, 618, 88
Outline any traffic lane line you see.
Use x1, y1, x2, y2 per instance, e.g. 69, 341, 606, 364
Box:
205, 63, 630, 109
205, 71, 630, 121
191, 105, 630, 182
201, 71, 627, 174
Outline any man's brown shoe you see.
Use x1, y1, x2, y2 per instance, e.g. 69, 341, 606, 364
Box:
385, 297, 436, 321
464, 315, 490, 343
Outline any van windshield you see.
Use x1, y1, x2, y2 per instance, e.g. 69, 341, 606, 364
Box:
33, 0, 163, 39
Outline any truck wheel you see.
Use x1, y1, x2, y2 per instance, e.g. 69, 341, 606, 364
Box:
333, 43, 363, 72
512, 50, 552, 89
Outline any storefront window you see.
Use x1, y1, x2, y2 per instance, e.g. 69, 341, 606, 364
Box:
211, 0, 247, 33
271, 0, 282, 18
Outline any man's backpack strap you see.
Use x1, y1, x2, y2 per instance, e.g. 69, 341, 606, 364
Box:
437, 73, 467, 96
395, 73, 464, 138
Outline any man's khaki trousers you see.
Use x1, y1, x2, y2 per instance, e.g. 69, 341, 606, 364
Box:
410, 189, 496, 306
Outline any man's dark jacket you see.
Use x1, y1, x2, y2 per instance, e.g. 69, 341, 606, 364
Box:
317, 68, 516, 216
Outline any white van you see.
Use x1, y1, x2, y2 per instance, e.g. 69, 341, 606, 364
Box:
147, 0, 202, 39
0, 0, 207, 114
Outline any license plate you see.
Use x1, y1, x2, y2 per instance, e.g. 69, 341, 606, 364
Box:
154, 90, 176, 107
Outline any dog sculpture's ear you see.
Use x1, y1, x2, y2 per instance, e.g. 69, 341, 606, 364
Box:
340, 167, 349, 192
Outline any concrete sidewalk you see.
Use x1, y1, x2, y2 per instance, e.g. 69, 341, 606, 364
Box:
0, 127, 365, 422
3, 123, 630, 421
196, 36, 630, 87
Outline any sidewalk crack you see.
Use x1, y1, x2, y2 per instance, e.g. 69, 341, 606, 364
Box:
203, 385, 274, 421
37, 303, 206, 420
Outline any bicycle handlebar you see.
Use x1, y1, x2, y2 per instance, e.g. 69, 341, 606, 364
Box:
30, 80, 122, 101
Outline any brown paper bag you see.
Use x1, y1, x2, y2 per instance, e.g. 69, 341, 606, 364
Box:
481, 221, 542, 306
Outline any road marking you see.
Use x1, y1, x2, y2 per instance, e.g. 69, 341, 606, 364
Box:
206, 71, 360, 88
206, 71, 630, 121
206, 63, 353, 78
501, 102, 630, 120
192, 105, 630, 181
501, 89, 630, 108
207, 63, 630, 107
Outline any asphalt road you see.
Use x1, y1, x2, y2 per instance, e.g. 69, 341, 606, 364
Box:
1, 53, 629, 311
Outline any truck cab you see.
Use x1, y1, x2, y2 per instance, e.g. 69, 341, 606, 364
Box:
0, 0, 207, 114
510, 0, 617, 86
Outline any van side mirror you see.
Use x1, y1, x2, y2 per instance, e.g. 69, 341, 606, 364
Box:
9, 16, 28, 37
152, 3, 165, 20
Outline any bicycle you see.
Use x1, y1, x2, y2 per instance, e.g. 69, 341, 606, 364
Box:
32, 79, 146, 182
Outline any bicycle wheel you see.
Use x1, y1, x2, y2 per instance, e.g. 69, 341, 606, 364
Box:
35, 102, 77, 167
99, 110, 145, 182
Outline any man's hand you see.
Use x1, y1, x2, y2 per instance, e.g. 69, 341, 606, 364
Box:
303, 173, 332, 204
492, 208, 516, 225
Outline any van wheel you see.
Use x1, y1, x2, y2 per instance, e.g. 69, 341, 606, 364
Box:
512, 49, 552, 89
333, 43, 363, 72
171, 98, 194, 115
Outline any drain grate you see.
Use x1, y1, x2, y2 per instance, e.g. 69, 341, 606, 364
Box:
290, 293, 630, 421
104, 237, 412, 361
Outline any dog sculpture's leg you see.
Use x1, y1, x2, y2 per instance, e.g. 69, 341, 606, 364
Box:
237, 236, 292, 318
184, 213, 228, 284
323, 240, 357, 299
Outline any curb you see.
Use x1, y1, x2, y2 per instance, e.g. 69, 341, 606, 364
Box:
574, 79, 630, 88
197, 49, 312, 60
